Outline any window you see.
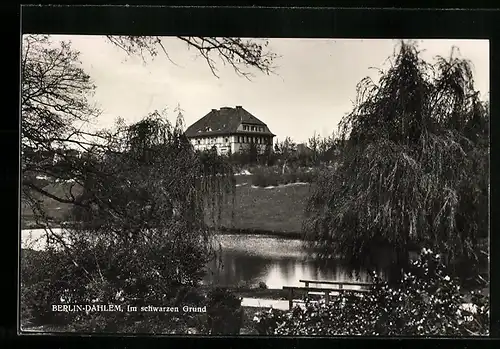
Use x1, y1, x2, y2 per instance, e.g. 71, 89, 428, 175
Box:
197, 140, 200, 145
225, 138, 229, 143
243, 125, 247, 131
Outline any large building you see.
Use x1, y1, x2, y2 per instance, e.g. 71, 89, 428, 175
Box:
185, 106, 276, 155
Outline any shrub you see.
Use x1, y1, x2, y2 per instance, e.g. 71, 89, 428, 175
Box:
258, 281, 268, 289
283, 171, 297, 184
251, 166, 317, 187
253, 249, 489, 336
21, 243, 209, 333
205, 287, 244, 335
296, 168, 317, 183
64, 286, 207, 334
20, 248, 79, 326
20, 231, 213, 332
252, 308, 287, 335
251, 167, 281, 187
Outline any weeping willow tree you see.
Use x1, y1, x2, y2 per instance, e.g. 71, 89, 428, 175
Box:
302, 41, 489, 284
21, 109, 236, 329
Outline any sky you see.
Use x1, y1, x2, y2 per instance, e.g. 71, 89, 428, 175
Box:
49, 36, 489, 144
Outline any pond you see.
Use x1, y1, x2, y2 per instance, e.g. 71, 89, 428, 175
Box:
20, 229, 375, 289
203, 234, 373, 288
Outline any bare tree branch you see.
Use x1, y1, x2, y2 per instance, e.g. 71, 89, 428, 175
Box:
105, 35, 279, 80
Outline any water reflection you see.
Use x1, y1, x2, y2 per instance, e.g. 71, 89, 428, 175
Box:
21, 230, 377, 289
204, 234, 373, 288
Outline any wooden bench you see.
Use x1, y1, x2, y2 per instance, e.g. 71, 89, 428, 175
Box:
282, 279, 373, 310
299, 279, 373, 290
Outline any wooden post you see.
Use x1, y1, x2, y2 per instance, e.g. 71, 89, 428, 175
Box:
305, 281, 309, 287
288, 288, 293, 310
324, 290, 330, 304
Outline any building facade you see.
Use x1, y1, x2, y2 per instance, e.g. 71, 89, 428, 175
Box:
185, 106, 276, 155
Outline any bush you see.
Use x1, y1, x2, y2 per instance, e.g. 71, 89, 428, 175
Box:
205, 287, 244, 335
20, 232, 212, 332
296, 168, 318, 183
251, 167, 281, 187
20, 248, 79, 326
252, 308, 287, 335
251, 166, 316, 187
64, 285, 207, 334
21, 244, 209, 333
253, 249, 489, 336
283, 171, 297, 184
258, 281, 268, 289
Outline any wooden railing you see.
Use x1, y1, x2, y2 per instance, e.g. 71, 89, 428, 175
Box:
299, 279, 373, 289
282, 279, 373, 310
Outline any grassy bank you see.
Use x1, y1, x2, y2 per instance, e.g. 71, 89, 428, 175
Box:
217, 177, 312, 234
22, 174, 312, 235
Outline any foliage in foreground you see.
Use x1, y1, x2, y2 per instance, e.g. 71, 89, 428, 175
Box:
21, 249, 244, 335
303, 41, 489, 282
253, 249, 489, 336
205, 287, 244, 335
21, 112, 236, 333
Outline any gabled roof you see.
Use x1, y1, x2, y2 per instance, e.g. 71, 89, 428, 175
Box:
185, 106, 275, 137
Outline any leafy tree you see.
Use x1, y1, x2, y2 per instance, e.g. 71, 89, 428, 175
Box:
248, 141, 259, 165
317, 131, 338, 164
302, 41, 489, 285
275, 137, 297, 173
22, 112, 235, 331
307, 132, 321, 166
262, 143, 275, 166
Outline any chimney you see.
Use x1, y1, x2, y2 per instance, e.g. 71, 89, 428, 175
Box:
211, 109, 217, 112
236, 105, 242, 109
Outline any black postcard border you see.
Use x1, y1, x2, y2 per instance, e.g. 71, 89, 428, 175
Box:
4, 4, 499, 349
